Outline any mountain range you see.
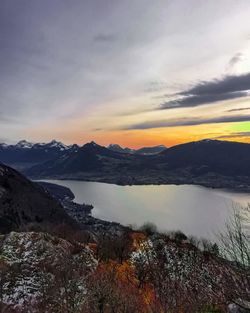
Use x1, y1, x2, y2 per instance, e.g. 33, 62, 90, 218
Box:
0, 140, 74, 170
1, 139, 250, 190
0, 140, 166, 170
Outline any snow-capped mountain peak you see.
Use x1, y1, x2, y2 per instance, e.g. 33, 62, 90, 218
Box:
6, 139, 74, 151
16, 140, 34, 149
47, 140, 71, 150
0, 143, 8, 148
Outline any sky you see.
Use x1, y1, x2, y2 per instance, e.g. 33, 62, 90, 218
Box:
1, 0, 250, 148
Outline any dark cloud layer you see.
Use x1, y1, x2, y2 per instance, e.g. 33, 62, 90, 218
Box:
123, 114, 250, 130
227, 107, 250, 112
160, 72, 250, 109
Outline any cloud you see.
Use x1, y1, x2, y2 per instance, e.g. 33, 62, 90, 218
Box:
1, 1, 250, 143
228, 52, 243, 68
143, 81, 168, 93
122, 114, 250, 130
160, 92, 247, 109
160, 72, 250, 110
226, 107, 250, 112
0, 113, 19, 124
93, 33, 117, 42
217, 131, 250, 139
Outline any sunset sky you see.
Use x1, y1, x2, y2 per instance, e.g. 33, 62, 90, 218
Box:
1, 0, 250, 148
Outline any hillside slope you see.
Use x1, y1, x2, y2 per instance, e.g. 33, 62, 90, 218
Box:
159, 139, 250, 176
0, 164, 77, 233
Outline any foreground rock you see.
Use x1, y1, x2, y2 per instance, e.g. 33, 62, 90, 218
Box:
132, 234, 250, 313
0, 231, 97, 312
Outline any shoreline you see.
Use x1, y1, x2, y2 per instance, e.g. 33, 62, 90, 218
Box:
37, 180, 129, 236
37, 179, 250, 240
35, 177, 250, 194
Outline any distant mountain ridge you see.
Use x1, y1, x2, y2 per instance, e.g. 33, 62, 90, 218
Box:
1, 139, 250, 190
107, 144, 167, 154
0, 140, 166, 171
107, 144, 134, 154
25, 141, 134, 178
0, 140, 166, 162
0, 139, 78, 170
0, 139, 73, 150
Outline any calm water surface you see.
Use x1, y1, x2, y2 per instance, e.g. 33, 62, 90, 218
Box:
43, 180, 250, 239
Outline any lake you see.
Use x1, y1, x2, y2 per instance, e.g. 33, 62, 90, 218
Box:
43, 180, 250, 239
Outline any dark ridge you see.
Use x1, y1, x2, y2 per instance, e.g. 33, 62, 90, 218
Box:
0, 163, 78, 233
